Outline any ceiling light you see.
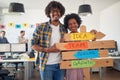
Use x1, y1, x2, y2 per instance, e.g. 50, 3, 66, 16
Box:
78, 4, 92, 16
8, 2, 25, 14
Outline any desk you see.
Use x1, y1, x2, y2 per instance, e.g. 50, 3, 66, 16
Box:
0, 58, 35, 80
94, 56, 120, 59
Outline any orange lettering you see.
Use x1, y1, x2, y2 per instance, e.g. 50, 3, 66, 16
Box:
64, 42, 88, 50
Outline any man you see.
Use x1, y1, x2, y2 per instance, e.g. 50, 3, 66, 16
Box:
0, 31, 9, 44
18, 30, 28, 44
31, 1, 66, 80
0, 31, 9, 69
0, 31, 9, 55
18, 30, 28, 51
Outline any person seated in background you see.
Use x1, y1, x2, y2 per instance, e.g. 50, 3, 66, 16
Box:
0, 31, 9, 44
0, 31, 9, 69
18, 30, 28, 51
18, 30, 28, 43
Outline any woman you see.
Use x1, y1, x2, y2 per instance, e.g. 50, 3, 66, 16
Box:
63, 13, 84, 80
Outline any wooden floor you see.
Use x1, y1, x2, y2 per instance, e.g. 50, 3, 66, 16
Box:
91, 67, 120, 80
30, 67, 120, 80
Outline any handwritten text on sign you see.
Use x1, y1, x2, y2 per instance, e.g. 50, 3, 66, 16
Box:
74, 50, 99, 59
64, 42, 88, 50
70, 32, 95, 40
72, 60, 95, 68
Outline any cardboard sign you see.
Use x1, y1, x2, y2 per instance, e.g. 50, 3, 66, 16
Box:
62, 50, 108, 60
63, 32, 105, 41
70, 32, 95, 40
56, 40, 115, 51
60, 59, 113, 69
71, 60, 95, 68
64, 42, 88, 50
74, 50, 99, 59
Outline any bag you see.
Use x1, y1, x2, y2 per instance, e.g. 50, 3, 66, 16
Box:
0, 69, 10, 75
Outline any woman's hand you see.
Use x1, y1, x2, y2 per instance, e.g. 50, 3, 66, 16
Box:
90, 29, 97, 41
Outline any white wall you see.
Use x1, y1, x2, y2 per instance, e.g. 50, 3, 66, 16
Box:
100, 1, 120, 52
2, 9, 49, 51
0, 8, 3, 24
81, 12, 100, 31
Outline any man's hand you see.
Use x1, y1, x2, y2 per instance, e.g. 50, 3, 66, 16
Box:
60, 38, 65, 42
44, 44, 60, 53
31, 44, 42, 52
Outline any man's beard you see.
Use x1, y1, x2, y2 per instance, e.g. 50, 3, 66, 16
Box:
53, 16, 59, 22
50, 17, 59, 22
54, 19, 59, 22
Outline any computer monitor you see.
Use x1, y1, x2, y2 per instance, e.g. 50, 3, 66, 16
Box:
11, 43, 26, 52
0, 44, 10, 52
108, 41, 118, 53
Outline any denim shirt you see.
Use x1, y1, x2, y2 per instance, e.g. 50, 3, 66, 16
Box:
0, 37, 9, 43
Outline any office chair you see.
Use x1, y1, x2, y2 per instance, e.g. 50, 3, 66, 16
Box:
0, 63, 10, 80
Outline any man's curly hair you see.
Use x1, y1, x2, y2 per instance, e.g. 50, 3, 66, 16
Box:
45, 1, 65, 18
